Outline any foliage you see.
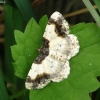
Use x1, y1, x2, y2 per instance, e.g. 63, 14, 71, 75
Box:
1, 0, 100, 100
0, 75, 10, 100
11, 18, 100, 100
11, 15, 48, 79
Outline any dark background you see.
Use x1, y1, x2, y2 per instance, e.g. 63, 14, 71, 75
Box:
33, 0, 95, 24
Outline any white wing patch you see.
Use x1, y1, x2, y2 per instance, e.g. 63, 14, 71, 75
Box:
25, 11, 80, 89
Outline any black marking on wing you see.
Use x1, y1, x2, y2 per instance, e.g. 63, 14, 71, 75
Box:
34, 37, 49, 64
26, 73, 50, 89
48, 17, 68, 38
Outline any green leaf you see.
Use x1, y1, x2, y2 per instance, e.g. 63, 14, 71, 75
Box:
39, 15, 48, 33
29, 23, 100, 100
11, 17, 44, 79
11, 14, 100, 99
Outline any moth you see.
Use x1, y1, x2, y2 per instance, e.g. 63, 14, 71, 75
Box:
25, 11, 80, 89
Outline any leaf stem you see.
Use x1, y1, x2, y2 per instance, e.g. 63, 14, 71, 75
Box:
82, 0, 100, 27
10, 88, 28, 100
94, 0, 100, 12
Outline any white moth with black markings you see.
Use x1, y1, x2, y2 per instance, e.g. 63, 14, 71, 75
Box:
25, 11, 80, 90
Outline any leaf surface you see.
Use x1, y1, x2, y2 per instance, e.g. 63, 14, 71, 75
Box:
11, 15, 48, 79
30, 23, 100, 100
11, 17, 100, 100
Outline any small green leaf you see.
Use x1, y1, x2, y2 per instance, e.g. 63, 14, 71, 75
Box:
24, 18, 43, 42
13, 56, 29, 78
11, 17, 43, 79
14, 30, 24, 44
11, 44, 24, 61
39, 15, 48, 33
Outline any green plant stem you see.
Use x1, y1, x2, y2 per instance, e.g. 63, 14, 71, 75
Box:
10, 88, 28, 100
94, 0, 100, 12
82, 0, 100, 27
14, 0, 38, 22
0, 75, 10, 100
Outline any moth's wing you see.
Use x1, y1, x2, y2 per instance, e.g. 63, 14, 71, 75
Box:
51, 11, 69, 35
43, 20, 71, 55
66, 34, 80, 59
25, 52, 68, 89
43, 11, 69, 41
59, 60, 70, 79
25, 11, 80, 90
25, 59, 51, 90
43, 11, 79, 57
46, 51, 70, 82
49, 34, 80, 59
49, 36, 70, 55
